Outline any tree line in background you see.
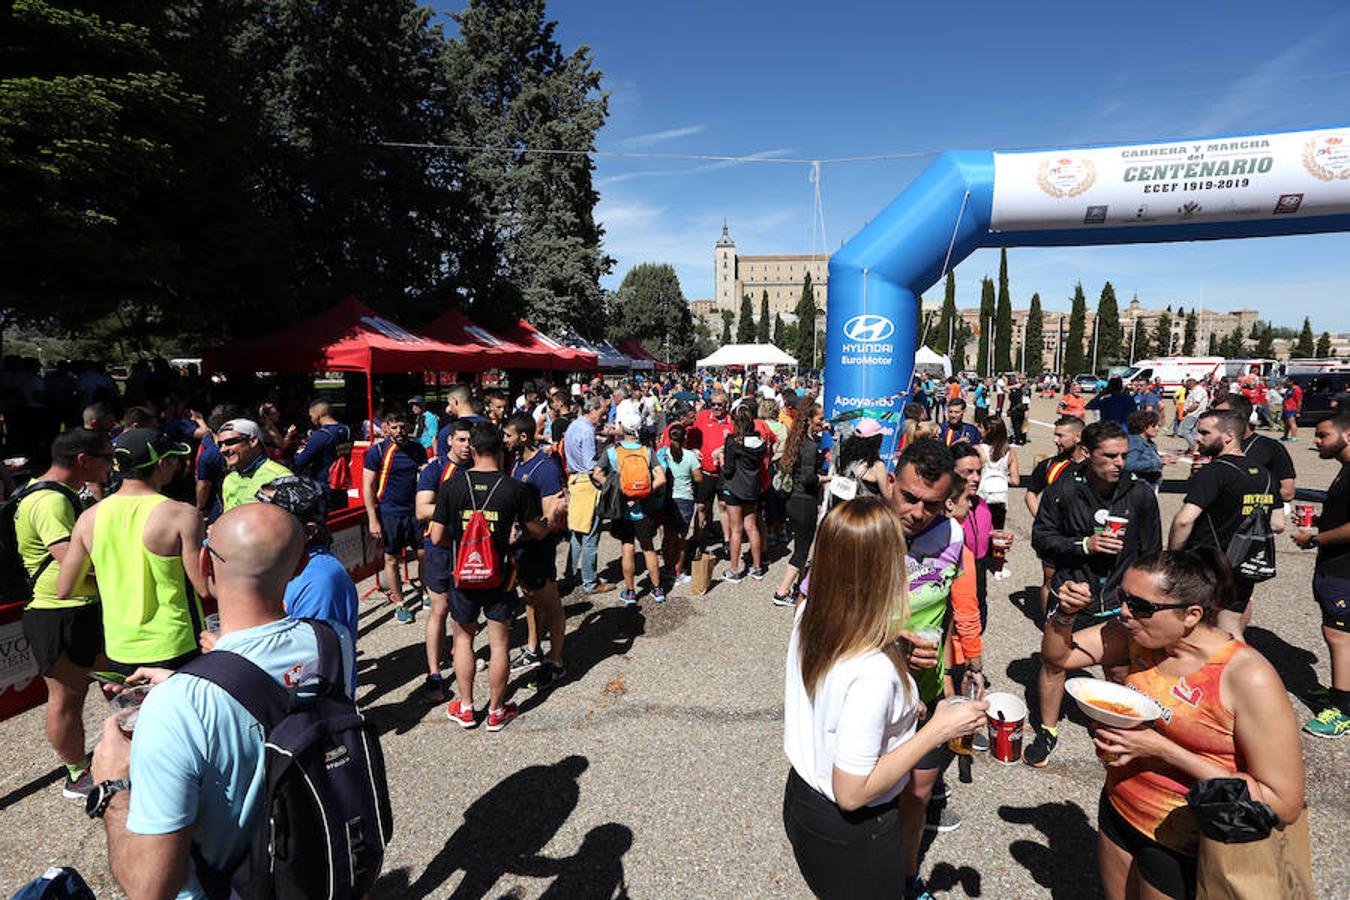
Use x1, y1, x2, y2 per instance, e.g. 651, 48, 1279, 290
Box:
921, 246, 1339, 377
1, 0, 610, 357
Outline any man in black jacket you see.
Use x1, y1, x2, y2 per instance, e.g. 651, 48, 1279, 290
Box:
1024, 420, 1163, 767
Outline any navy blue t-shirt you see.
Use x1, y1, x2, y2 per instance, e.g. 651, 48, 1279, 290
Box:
195, 433, 226, 522
417, 457, 461, 552
293, 422, 352, 487
364, 438, 422, 514
512, 449, 564, 557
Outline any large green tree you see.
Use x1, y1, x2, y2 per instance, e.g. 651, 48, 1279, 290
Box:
1182, 310, 1199, 356
737, 293, 755, 342
444, 0, 610, 333
1253, 325, 1275, 359
720, 309, 733, 345
1151, 311, 1173, 359
793, 272, 818, 369
1064, 282, 1088, 375
1317, 331, 1333, 359
930, 271, 959, 357
758, 290, 771, 343
1293, 317, 1317, 357
607, 263, 695, 367
977, 276, 995, 376
1094, 281, 1123, 367
994, 249, 1013, 373
1023, 292, 1044, 375
1207, 331, 1219, 355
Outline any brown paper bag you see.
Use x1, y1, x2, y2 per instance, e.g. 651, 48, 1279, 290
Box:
690, 554, 716, 596
1195, 807, 1312, 900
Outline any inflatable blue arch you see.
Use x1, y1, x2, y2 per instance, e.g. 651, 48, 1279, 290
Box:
824, 125, 1350, 422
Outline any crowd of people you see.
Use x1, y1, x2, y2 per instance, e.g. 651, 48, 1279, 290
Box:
1, 355, 1340, 899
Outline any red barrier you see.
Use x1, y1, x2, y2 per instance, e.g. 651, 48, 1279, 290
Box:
0, 602, 45, 723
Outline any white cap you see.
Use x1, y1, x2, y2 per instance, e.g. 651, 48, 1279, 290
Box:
618, 411, 642, 434
219, 418, 263, 440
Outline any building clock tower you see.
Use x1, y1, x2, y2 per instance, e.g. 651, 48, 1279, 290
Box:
715, 218, 736, 310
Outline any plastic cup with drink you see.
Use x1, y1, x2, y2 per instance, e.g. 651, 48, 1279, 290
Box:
991, 531, 1013, 559
947, 680, 983, 755
1104, 516, 1128, 539
205, 613, 221, 634
1294, 504, 1316, 530
110, 685, 151, 737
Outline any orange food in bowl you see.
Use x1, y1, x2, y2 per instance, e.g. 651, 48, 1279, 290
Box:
1086, 699, 1140, 717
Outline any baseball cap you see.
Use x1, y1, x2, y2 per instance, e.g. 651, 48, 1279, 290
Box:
113, 428, 191, 472
256, 476, 329, 524
618, 411, 642, 434
409, 395, 425, 407
219, 418, 263, 440
854, 418, 884, 438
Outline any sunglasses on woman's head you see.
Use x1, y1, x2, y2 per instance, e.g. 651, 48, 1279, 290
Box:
1118, 589, 1194, 619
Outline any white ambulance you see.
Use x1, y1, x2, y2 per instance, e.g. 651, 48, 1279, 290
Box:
1119, 357, 1224, 391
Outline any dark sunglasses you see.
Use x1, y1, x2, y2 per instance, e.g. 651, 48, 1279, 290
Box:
218, 436, 249, 448
1119, 589, 1193, 619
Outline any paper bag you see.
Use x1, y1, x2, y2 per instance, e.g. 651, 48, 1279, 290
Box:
690, 554, 716, 596
567, 473, 597, 534
1195, 807, 1312, 900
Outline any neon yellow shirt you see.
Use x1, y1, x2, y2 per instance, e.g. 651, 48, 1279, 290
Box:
222, 457, 294, 511
16, 486, 97, 610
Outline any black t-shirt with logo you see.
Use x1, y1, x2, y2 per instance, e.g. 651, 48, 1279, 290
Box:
431, 469, 541, 563
1316, 463, 1350, 579
1241, 433, 1295, 485
1182, 454, 1275, 552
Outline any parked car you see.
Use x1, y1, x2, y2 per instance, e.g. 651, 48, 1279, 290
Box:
1289, 373, 1350, 426
1073, 373, 1100, 393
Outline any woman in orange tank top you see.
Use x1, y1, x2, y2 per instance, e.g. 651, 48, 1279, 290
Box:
1041, 548, 1304, 900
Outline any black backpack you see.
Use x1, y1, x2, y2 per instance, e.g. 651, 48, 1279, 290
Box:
0, 481, 83, 606
181, 620, 393, 899
1208, 459, 1277, 583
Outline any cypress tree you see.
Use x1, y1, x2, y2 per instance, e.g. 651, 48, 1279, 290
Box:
1151, 311, 1173, 359
1293, 317, 1316, 357
994, 249, 1013, 372
977, 276, 995, 376
1024, 293, 1045, 376
737, 293, 755, 342
1182, 311, 1199, 356
1207, 331, 1219, 356
720, 310, 733, 345
1094, 281, 1123, 367
931, 272, 958, 357
1316, 331, 1333, 359
772, 313, 785, 349
793, 273, 818, 368
1254, 326, 1275, 358
1064, 283, 1088, 375
758, 290, 770, 342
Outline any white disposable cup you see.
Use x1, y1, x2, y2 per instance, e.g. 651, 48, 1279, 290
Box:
915, 627, 943, 647
205, 614, 221, 634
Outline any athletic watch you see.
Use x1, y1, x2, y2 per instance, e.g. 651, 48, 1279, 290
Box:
1307, 535, 1320, 549
86, 778, 131, 819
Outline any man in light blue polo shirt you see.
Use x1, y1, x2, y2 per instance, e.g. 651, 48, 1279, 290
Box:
89, 503, 355, 900
562, 397, 614, 595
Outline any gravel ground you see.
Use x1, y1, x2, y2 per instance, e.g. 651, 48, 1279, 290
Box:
0, 395, 1345, 898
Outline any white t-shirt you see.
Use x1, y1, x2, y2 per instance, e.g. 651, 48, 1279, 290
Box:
783, 603, 920, 805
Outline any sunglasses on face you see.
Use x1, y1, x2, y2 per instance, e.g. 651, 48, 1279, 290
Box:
218, 436, 249, 448
1119, 589, 1194, 619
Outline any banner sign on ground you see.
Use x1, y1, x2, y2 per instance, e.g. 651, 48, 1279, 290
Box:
992, 128, 1350, 232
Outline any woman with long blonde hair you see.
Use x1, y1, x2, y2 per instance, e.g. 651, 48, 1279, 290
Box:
782, 497, 987, 899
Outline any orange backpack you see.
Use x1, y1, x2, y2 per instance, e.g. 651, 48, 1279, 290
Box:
615, 446, 653, 499
453, 473, 505, 590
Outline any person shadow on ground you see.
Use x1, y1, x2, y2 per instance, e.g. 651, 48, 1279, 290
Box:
382, 755, 631, 899
999, 800, 1104, 899
515, 605, 644, 714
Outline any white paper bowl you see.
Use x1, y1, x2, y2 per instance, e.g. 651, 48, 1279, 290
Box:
1065, 677, 1162, 729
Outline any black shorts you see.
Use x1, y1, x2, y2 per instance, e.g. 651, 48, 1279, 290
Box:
517, 541, 559, 592
721, 491, 760, 509
22, 604, 104, 674
782, 767, 905, 900
378, 509, 420, 557
694, 473, 722, 504
1097, 790, 1195, 899
1225, 577, 1256, 615
423, 543, 452, 594
448, 586, 519, 627
913, 698, 955, 771
1312, 572, 1350, 631
611, 515, 658, 550
105, 648, 201, 677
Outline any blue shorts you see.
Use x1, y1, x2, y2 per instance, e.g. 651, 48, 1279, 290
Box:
449, 587, 519, 627
1283, 409, 1298, 421
423, 542, 452, 594
1312, 573, 1350, 632
378, 509, 420, 557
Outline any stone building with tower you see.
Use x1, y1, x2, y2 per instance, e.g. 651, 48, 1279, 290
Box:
711, 220, 830, 323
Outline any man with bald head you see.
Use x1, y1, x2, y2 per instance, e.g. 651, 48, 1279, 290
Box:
89, 503, 356, 899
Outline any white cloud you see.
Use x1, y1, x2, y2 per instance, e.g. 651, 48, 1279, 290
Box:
615, 123, 706, 148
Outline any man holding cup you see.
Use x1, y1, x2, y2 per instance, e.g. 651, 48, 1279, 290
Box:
1026, 421, 1162, 767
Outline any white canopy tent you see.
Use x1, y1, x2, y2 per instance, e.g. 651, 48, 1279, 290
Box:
697, 343, 797, 368
913, 346, 952, 377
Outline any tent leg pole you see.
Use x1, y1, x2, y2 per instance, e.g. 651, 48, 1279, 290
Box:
366, 371, 375, 438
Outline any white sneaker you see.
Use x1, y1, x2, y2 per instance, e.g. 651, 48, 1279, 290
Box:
673, 573, 691, 586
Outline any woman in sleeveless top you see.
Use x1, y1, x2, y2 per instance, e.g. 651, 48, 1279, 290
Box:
1041, 548, 1304, 900
975, 417, 1020, 529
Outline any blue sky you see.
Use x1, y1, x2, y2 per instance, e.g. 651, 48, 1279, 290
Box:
439, 1, 1350, 330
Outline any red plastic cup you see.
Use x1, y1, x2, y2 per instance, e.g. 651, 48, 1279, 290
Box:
984, 692, 1028, 764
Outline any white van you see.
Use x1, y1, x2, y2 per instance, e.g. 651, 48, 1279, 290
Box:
1120, 357, 1224, 391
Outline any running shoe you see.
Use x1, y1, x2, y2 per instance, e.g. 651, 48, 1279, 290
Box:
652, 587, 667, 604
1022, 726, 1059, 767
1303, 707, 1350, 738
583, 581, 618, 595
421, 593, 432, 610
394, 605, 416, 624
722, 567, 749, 584
420, 675, 447, 703
673, 572, 692, 587
510, 646, 543, 675
534, 659, 566, 691
771, 591, 795, 607
620, 588, 638, 607
904, 876, 936, 900
749, 565, 768, 581
486, 703, 518, 733
62, 770, 94, 800
446, 698, 476, 729
923, 806, 962, 833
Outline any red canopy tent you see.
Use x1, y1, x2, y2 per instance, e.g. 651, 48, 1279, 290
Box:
419, 308, 555, 370
617, 339, 678, 372
498, 319, 598, 371
201, 296, 487, 424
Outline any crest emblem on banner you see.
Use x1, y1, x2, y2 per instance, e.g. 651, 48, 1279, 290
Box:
1303, 133, 1350, 181
1036, 156, 1097, 198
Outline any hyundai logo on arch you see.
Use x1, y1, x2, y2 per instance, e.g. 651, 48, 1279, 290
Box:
843, 314, 894, 342
841, 314, 895, 367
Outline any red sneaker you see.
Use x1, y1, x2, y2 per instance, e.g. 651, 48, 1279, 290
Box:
446, 699, 477, 729
486, 703, 518, 733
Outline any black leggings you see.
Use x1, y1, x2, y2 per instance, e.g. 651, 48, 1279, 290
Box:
1097, 791, 1196, 899
786, 494, 818, 570
782, 768, 906, 900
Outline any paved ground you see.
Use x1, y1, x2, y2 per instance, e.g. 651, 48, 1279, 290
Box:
0, 395, 1346, 898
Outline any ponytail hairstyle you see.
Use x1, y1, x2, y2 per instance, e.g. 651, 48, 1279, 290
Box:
667, 422, 685, 465
1128, 547, 1237, 623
